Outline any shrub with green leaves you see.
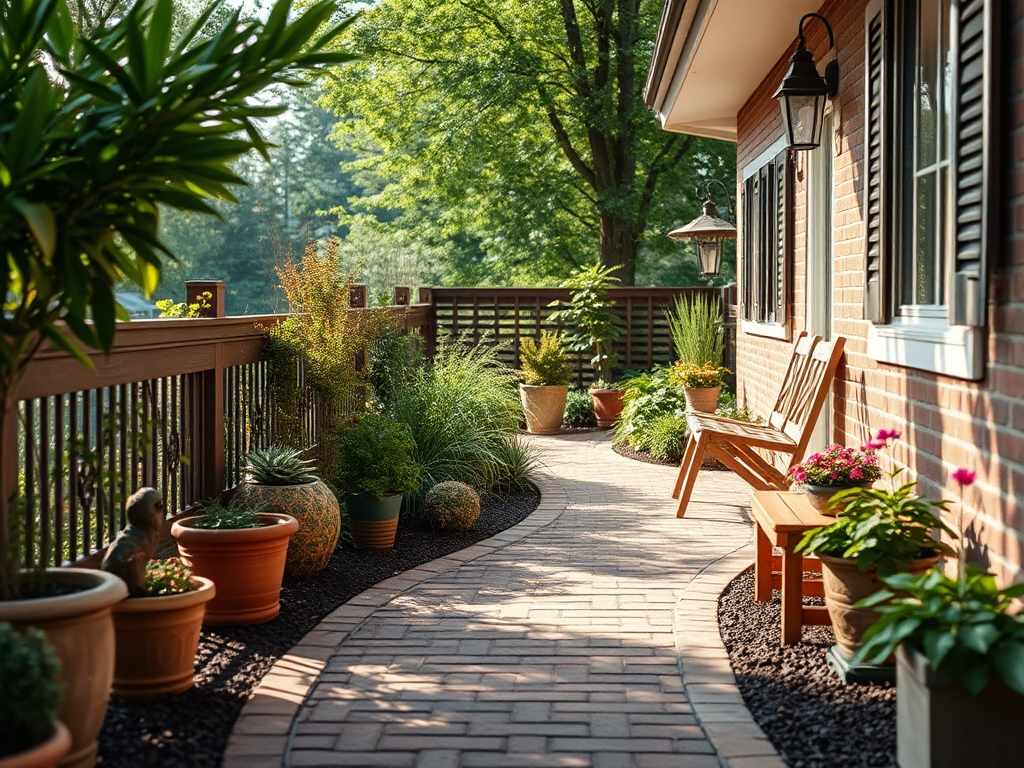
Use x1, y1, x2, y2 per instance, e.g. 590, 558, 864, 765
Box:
853, 567, 1024, 694
335, 413, 421, 499
563, 387, 595, 428
645, 416, 690, 462
368, 324, 423, 410
547, 262, 622, 385
193, 499, 267, 530
488, 435, 539, 491
0, 623, 62, 757
245, 446, 318, 486
145, 558, 197, 596
669, 361, 728, 389
667, 293, 724, 367
519, 331, 572, 386
423, 481, 481, 531
796, 479, 956, 577
613, 368, 688, 453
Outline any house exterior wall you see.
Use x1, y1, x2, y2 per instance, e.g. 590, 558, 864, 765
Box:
734, 0, 1024, 583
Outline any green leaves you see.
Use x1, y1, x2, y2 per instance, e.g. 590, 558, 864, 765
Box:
548, 261, 622, 381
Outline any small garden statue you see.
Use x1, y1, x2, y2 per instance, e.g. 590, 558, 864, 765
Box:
101, 488, 165, 596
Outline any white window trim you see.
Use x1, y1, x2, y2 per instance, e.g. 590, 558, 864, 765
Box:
741, 136, 791, 341
867, 305, 983, 380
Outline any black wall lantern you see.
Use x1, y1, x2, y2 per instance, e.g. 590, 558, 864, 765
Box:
774, 13, 839, 151
668, 180, 736, 281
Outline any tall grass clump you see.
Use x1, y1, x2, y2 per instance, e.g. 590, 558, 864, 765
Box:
667, 293, 724, 367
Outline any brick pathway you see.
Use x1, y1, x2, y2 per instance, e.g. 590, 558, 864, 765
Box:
224, 432, 779, 768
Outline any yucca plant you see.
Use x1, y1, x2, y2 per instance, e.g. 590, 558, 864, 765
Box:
245, 446, 318, 486
667, 293, 724, 367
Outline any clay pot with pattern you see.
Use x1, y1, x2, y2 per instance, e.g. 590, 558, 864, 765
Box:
0, 569, 128, 768
235, 480, 341, 576
345, 494, 402, 549
0, 722, 72, 768
519, 384, 568, 435
110, 576, 215, 698
171, 514, 298, 625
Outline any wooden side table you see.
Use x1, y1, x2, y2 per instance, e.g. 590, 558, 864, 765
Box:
750, 491, 834, 645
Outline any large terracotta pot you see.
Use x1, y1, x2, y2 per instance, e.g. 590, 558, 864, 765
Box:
235, 480, 341, 575
0, 723, 72, 768
345, 494, 402, 549
0, 569, 128, 768
590, 388, 623, 427
519, 384, 568, 435
803, 482, 872, 515
683, 385, 720, 414
110, 576, 216, 699
819, 552, 941, 660
896, 644, 1024, 768
171, 514, 298, 625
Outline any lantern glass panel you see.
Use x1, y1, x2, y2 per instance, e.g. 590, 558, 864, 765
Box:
698, 240, 722, 279
781, 93, 824, 149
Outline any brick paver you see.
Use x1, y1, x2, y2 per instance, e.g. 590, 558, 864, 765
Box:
224, 432, 777, 768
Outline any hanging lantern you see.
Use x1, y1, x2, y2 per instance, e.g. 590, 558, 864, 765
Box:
668, 185, 736, 281
774, 13, 839, 151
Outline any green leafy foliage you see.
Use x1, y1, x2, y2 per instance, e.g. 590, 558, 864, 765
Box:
669, 362, 728, 389
0, 623, 62, 757
488, 434, 539, 492
796, 479, 957, 577
245, 446, 318, 486
853, 567, 1024, 695
716, 391, 757, 422
155, 291, 211, 318
548, 263, 622, 384
563, 387, 595, 428
519, 331, 572, 386
613, 367, 688, 456
367, 324, 423, 410
645, 416, 690, 463
144, 557, 197, 596
334, 414, 421, 500
192, 499, 267, 530
423, 481, 481, 531
668, 294, 724, 367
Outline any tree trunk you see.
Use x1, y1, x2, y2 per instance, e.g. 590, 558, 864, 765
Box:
599, 212, 637, 285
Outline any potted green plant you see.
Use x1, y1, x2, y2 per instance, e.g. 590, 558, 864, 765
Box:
171, 500, 298, 625
787, 442, 884, 514
518, 331, 573, 434
108, 559, 215, 699
796, 465, 956, 675
335, 414, 421, 549
548, 262, 624, 426
668, 361, 729, 413
666, 292, 727, 412
235, 446, 341, 576
0, 623, 70, 768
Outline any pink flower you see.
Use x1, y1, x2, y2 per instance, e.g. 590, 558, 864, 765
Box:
861, 440, 886, 451
876, 428, 902, 441
791, 468, 807, 483
952, 468, 976, 487
850, 467, 863, 480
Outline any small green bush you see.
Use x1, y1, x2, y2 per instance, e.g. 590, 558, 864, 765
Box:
0, 623, 62, 757
667, 293, 724, 367
335, 413, 421, 499
519, 331, 572, 386
489, 435, 538, 491
368, 324, 422, 409
193, 498, 268, 530
562, 387, 595, 427
669, 361, 728, 388
423, 481, 481, 531
613, 367, 687, 452
645, 416, 689, 462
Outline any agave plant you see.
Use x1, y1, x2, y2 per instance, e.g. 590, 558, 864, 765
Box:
244, 446, 318, 486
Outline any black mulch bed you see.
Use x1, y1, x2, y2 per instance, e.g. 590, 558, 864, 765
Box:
718, 568, 896, 768
97, 485, 541, 768
611, 440, 678, 466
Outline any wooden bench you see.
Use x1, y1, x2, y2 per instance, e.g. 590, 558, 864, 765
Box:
751, 491, 833, 645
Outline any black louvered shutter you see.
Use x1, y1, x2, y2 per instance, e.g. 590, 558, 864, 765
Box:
949, 0, 997, 327
773, 150, 790, 325
862, 0, 890, 323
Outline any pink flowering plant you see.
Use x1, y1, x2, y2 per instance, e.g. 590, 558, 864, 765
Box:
788, 444, 883, 488
144, 558, 197, 597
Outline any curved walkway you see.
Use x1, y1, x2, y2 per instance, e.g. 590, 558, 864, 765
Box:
224, 432, 783, 768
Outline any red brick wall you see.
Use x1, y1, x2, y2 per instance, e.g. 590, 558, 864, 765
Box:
735, 0, 1024, 584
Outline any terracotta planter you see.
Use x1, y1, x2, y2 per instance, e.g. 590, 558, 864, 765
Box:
346, 494, 402, 549
0, 722, 72, 768
171, 514, 298, 625
803, 482, 872, 516
236, 480, 341, 576
819, 552, 941, 660
683, 385, 720, 414
519, 384, 568, 434
896, 644, 1024, 768
590, 388, 623, 427
0, 569, 128, 768
110, 576, 216, 699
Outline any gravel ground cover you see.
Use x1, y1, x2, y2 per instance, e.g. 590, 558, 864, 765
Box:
97, 486, 540, 768
718, 568, 897, 768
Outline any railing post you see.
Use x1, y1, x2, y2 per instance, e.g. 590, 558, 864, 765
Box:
349, 285, 368, 308
393, 286, 411, 306
417, 287, 436, 359
185, 280, 226, 318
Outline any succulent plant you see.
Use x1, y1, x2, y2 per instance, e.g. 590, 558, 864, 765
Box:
245, 446, 318, 486
0, 623, 62, 757
423, 481, 481, 531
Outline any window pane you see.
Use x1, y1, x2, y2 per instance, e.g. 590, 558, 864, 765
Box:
916, 0, 939, 169
915, 172, 936, 305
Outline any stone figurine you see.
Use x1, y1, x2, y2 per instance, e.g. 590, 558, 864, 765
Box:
101, 487, 166, 596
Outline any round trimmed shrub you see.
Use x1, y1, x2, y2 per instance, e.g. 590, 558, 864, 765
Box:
423, 481, 481, 531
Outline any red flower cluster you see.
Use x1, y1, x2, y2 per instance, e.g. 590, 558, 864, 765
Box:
788, 443, 883, 488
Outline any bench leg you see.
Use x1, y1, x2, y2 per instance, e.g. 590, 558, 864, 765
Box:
780, 544, 803, 645
672, 432, 698, 499
754, 523, 772, 602
674, 432, 709, 518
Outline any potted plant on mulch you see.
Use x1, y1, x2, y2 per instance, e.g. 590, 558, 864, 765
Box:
335, 413, 421, 549
666, 292, 727, 413
0, 623, 71, 768
171, 500, 298, 625
787, 441, 885, 514
548, 262, 624, 427
852, 468, 1024, 768
236, 446, 341, 576
518, 331, 573, 435
669, 361, 728, 414
796, 463, 956, 679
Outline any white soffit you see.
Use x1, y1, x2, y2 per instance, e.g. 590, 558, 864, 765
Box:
659, 0, 824, 142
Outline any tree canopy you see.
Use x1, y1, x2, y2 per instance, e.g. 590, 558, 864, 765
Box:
323, 0, 736, 286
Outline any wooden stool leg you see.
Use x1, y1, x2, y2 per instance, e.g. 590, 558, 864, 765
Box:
754, 523, 772, 602
671, 433, 698, 499
675, 433, 709, 518
780, 543, 803, 645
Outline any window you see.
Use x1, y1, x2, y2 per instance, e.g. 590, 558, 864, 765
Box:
741, 143, 791, 337
862, 0, 996, 380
